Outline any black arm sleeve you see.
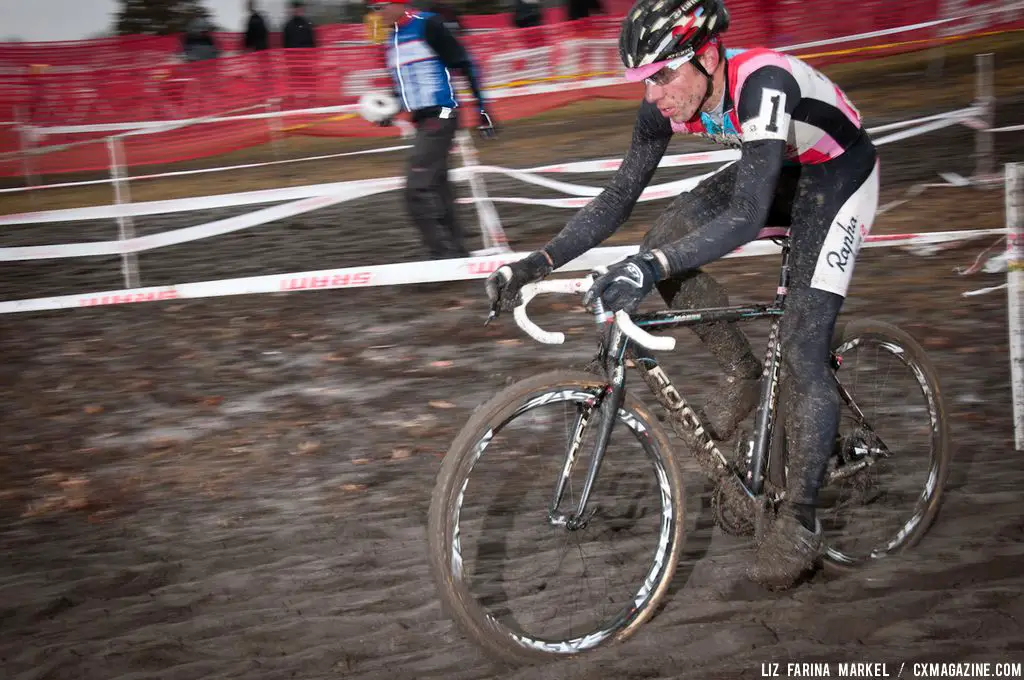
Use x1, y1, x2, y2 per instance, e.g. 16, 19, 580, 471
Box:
542, 101, 672, 269
657, 66, 801, 276
424, 14, 486, 107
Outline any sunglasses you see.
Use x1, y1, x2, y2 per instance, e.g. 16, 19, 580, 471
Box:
645, 66, 680, 87
642, 53, 694, 87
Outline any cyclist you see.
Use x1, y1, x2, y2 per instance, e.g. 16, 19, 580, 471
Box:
486, 0, 879, 589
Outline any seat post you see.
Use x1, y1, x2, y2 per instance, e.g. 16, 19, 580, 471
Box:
774, 239, 792, 308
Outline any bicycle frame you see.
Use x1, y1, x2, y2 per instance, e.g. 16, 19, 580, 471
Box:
550, 239, 794, 529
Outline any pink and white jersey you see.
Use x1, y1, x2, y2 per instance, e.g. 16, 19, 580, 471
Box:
672, 47, 864, 164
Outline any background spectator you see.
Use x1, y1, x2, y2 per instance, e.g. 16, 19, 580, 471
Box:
513, 0, 543, 30
181, 17, 219, 62
283, 0, 317, 48
242, 0, 270, 52
283, 0, 317, 106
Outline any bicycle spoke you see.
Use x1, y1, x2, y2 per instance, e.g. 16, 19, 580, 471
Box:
822, 326, 948, 568
434, 377, 682, 654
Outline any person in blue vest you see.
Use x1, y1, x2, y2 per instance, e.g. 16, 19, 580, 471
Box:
369, 0, 497, 260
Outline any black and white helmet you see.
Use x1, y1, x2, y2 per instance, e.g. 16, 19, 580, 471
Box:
619, 0, 730, 70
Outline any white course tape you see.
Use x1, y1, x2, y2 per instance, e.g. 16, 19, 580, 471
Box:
472, 108, 976, 208
0, 144, 413, 195
990, 124, 1024, 133
0, 168, 721, 262
871, 107, 979, 146
0, 182, 399, 261
526, 150, 741, 174
0, 148, 734, 226
0, 176, 402, 226
963, 282, 1009, 296
458, 171, 719, 208
36, 104, 360, 136
0, 229, 1004, 315
0, 106, 978, 227
867, 107, 977, 135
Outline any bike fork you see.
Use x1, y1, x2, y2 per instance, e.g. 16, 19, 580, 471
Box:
548, 327, 628, 531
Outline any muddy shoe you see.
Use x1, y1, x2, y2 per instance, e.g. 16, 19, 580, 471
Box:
699, 373, 761, 441
746, 508, 822, 590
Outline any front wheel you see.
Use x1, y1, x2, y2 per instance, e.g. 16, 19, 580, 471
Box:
820, 319, 952, 572
427, 370, 685, 665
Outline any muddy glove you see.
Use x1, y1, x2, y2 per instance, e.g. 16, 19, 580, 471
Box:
583, 250, 667, 314
485, 251, 552, 318
477, 107, 498, 139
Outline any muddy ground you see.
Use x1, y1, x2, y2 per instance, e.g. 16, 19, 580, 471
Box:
2, 37, 1024, 680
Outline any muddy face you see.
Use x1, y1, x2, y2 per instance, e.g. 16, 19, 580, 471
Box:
643, 50, 720, 123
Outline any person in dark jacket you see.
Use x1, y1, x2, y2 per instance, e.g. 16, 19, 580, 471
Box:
181, 17, 219, 62
282, 0, 317, 104
513, 0, 543, 29
282, 0, 317, 48
242, 0, 270, 51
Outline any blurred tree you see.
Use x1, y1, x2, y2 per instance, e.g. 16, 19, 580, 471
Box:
116, 0, 218, 36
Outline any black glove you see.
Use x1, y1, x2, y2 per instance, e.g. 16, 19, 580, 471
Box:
583, 250, 667, 314
485, 250, 552, 315
477, 107, 498, 139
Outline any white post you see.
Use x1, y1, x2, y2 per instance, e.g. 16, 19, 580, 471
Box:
107, 134, 141, 288
455, 129, 510, 255
266, 97, 284, 160
973, 53, 995, 182
15, 107, 38, 189
1007, 162, 1023, 451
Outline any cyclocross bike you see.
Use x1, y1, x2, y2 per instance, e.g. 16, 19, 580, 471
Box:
427, 227, 951, 665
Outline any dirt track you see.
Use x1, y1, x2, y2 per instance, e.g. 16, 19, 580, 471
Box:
2, 38, 1024, 680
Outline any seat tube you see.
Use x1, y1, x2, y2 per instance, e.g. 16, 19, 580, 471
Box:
747, 242, 790, 494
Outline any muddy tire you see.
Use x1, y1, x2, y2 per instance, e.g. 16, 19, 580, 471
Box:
427, 370, 686, 664
821, 318, 952, 573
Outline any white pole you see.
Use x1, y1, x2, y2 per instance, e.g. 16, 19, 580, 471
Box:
455, 129, 510, 255
1006, 162, 1023, 451
15, 106, 38, 189
973, 53, 995, 182
266, 97, 284, 160
107, 134, 141, 288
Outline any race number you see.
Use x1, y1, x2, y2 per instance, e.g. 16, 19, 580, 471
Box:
742, 88, 789, 142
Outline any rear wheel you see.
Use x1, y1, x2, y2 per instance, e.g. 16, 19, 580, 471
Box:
819, 319, 951, 572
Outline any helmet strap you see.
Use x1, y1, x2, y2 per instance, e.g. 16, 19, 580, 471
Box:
690, 42, 723, 116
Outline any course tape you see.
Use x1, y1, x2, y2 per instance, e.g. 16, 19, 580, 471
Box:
0, 149, 737, 227
0, 144, 415, 195
0, 166, 723, 261
0, 229, 1004, 315
457, 107, 980, 208
0, 184, 398, 261
0, 106, 977, 230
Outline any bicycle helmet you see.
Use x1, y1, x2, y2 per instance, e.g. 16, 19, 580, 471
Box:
619, 0, 729, 78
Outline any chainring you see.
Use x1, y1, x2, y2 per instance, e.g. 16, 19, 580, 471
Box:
712, 475, 757, 536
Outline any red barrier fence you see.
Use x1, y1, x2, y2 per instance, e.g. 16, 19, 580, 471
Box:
1, 0, 1021, 178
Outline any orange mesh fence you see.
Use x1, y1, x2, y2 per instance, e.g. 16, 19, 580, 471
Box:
0, 0, 1020, 176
